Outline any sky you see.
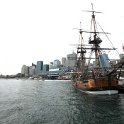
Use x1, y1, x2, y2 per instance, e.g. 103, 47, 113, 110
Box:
0, 0, 124, 75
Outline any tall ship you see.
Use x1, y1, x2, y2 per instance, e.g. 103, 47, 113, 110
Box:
72, 5, 124, 95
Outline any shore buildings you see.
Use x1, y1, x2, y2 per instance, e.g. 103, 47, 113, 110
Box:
21, 52, 77, 77
21, 52, 124, 77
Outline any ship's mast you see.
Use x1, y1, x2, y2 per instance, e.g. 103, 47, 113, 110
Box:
79, 22, 86, 60
89, 4, 102, 67
77, 22, 86, 73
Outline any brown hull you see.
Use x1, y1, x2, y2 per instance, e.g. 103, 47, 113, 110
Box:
73, 77, 118, 91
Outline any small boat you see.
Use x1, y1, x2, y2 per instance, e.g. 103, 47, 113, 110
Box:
72, 4, 124, 95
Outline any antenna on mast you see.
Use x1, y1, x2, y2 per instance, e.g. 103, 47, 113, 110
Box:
83, 3, 102, 14
91, 3, 94, 11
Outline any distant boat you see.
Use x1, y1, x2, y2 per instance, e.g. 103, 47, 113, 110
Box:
72, 4, 124, 95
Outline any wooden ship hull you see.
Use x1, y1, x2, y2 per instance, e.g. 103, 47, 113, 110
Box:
73, 77, 118, 95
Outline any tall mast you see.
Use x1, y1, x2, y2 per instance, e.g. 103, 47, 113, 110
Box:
74, 22, 86, 74
79, 22, 86, 60
89, 4, 102, 67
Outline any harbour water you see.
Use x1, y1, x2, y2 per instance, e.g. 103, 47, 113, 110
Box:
0, 79, 124, 124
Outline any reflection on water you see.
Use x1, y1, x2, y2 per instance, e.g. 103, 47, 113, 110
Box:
0, 79, 124, 124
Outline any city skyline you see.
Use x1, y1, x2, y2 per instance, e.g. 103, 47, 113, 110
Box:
20, 52, 77, 77
0, 0, 124, 75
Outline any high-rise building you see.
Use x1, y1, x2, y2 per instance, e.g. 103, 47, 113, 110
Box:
49, 62, 53, 69
21, 65, 29, 77
66, 52, 77, 67
53, 59, 61, 68
35, 61, 43, 75
43, 64, 49, 72
62, 57, 66, 66
21, 65, 26, 75
29, 65, 36, 76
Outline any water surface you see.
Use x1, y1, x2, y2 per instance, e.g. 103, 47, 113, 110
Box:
0, 79, 124, 124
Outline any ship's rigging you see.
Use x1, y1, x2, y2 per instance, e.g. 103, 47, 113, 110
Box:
72, 4, 124, 95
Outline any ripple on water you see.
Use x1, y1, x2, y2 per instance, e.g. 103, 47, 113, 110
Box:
0, 79, 124, 124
